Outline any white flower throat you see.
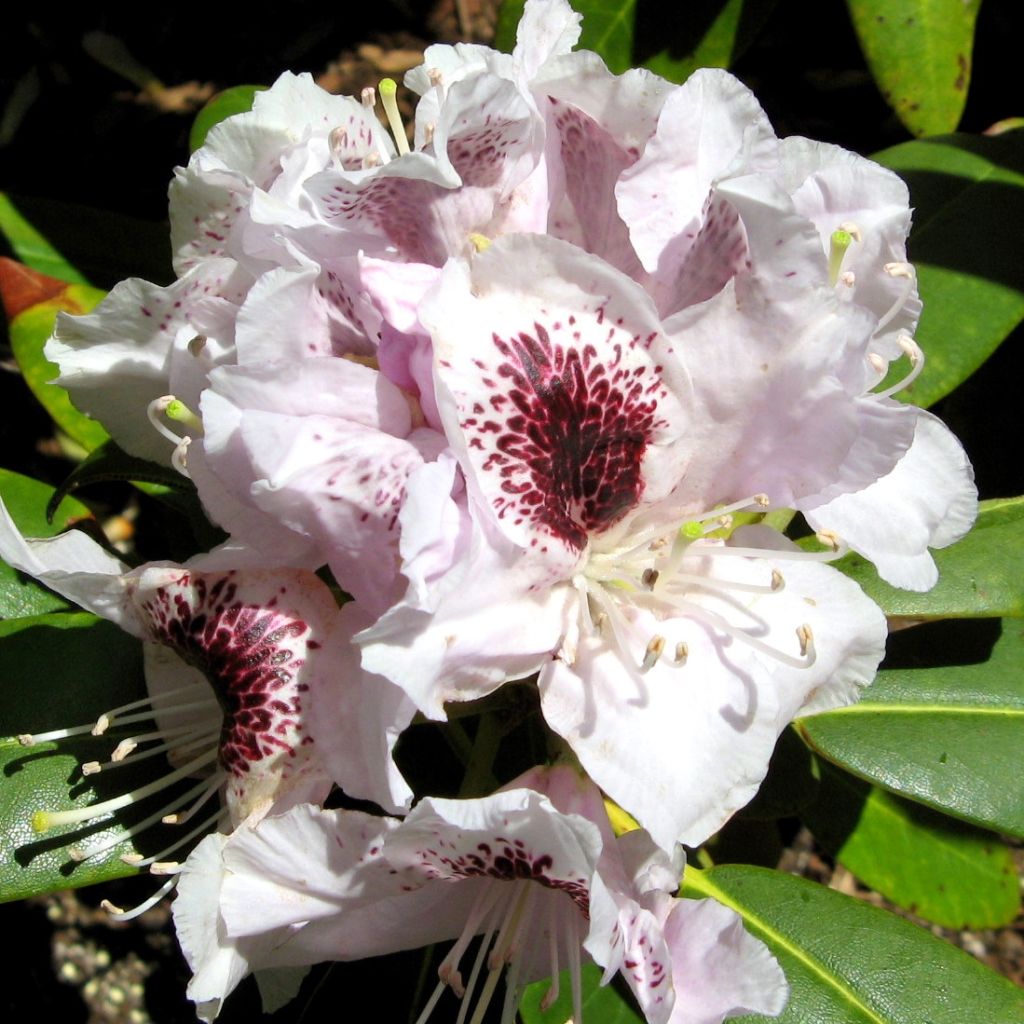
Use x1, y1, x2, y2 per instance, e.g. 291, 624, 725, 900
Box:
570, 495, 844, 675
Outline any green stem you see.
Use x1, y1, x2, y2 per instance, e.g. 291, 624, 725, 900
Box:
458, 712, 502, 797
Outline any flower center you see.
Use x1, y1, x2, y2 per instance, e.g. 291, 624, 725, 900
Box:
570, 495, 842, 674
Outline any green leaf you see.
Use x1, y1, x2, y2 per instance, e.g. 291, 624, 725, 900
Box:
847, 0, 981, 137
7, 277, 110, 452
803, 762, 1020, 929
0, 613, 154, 901
682, 865, 1024, 1023
521, 963, 641, 1024
495, 0, 774, 80
190, 85, 266, 152
830, 497, 1024, 620
0, 469, 93, 618
799, 617, 1024, 838
874, 131, 1024, 408
0, 192, 91, 285
45, 440, 192, 524
642, 0, 777, 83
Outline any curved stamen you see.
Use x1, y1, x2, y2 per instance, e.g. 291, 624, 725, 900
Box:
874, 262, 916, 335
82, 728, 219, 775
539, 900, 562, 1011
135, 808, 224, 870
101, 876, 177, 922
869, 333, 925, 401
171, 436, 192, 478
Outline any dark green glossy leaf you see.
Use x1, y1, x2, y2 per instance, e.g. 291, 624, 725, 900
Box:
829, 497, 1024, 620
643, 0, 777, 82
848, 0, 981, 137
0, 469, 93, 618
45, 440, 192, 523
521, 963, 641, 1024
0, 192, 91, 285
0, 613, 154, 901
799, 618, 1024, 838
875, 131, 1024, 408
682, 865, 1024, 1023
190, 85, 267, 152
803, 762, 1020, 929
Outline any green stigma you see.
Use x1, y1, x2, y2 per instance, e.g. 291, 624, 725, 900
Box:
31, 810, 52, 834
828, 228, 854, 286
164, 399, 202, 432
682, 521, 704, 540
378, 77, 410, 157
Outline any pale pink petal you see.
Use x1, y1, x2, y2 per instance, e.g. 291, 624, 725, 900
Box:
617, 69, 777, 276
804, 411, 977, 591
654, 894, 788, 1024
308, 604, 416, 814
422, 234, 691, 574
46, 259, 247, 465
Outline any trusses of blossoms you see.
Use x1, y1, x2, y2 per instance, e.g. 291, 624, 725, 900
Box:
174, 765, 787, 1023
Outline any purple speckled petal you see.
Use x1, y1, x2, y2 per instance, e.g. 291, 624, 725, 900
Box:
128, 565, 338, 825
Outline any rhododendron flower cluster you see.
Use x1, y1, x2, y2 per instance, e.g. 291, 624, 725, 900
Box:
3, 0, 978, 1020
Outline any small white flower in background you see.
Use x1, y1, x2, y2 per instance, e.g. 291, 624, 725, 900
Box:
174, 765, 788, 1023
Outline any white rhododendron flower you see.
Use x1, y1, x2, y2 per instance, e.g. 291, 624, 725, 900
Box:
0, 501, 414, 877
174, 766, 787, 1023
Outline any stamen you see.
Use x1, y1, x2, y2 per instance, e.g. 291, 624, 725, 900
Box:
454, 903, 502, 1024
470, 884, 532, 1024
361, 86, 375, 109
840, 271, 856, 287
870, 333, 924, 400
171, 437, 191, 478
868, 352, 887, 376
92, 684, 216, 735
438, 883, 505, 997
88, 729, 219, 775
674, 642, 689, 665
815, 529, 841, 552
641, 568, 659, 589
539, 901, 561, 1011
797, 624, 815, 661
147, 396, 185, 446
874, 262, 916, 334
423, 122, 436, 146
641, 635, 665, 671
149, 861, 181, 875
67, 775, 214, 862
565, 912, 583, 1024
378, 78, 411, 157
187, 334, 206, 357
31, 748, 218, 834
162, 772, 225, 825
101, 876, 177, 922
676, 603, 816, 670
